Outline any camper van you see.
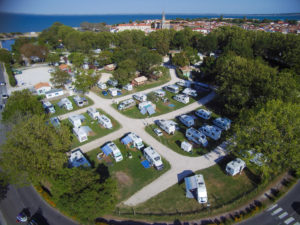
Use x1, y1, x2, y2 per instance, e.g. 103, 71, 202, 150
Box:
178, 114, 194, 127
154, 89, 166, 98
156, 120, 176, 135
182, 88, 197, 97
133, 93, 147, 102
87, 108, 100, 120
105, 142, 123, 162
185, 174, 208, 203
164, 84, 179, 94
122, 132, 144, 150
97, 82, 107, 90
226, 158, 246, 176
143, 146, 164, 170
43, 101, 55, 114
73, 95, 84, 107
200, 125, 222, 141
98, 114, 113, 129
213, 117, 231, 130
118, 99, 136, 110
186, 127, 208, 147
173, 94, 190, 104
195, 108, 211, 120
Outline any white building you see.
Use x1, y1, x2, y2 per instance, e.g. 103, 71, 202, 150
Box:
45, 89, 64, 99
156, 120, 176, 135
98, 114, 113, 129
143, 146, 164, 170
73, 126, 92, 143
115, 23, 151, 32
226, 158, 246, 176
87, 108, 100, 120
200, 125, 222, 141
34, 82, 51, 95
68, 114, 85, 128
185, 174, 208, 204
173, 94, 190, 104
195, 108, 211, 120
186, 127, 208, 147
178, 114, 194, 127
213, 117, 232, 130
69, 149, 91, 168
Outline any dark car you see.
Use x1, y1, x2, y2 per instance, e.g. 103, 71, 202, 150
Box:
2, 94, 9, 99
0, 82, 6, 86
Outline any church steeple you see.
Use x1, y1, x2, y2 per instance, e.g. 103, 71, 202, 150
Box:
161, 11, 166, 29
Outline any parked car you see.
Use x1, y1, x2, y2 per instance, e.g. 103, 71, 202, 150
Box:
1, 94, 9, 99
0, 82, 6, 86
154, 128, 163, 136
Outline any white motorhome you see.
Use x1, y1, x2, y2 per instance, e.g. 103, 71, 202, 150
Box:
73, 95, 84, 107
186, 127, 208, 147
68, 114, 85, 128
108, 88, 119, 97
181, 141, 193, 153
213, 117, 231, 130
133, 93, 147, 102
173, 94, 189, 104
57, 98, 73, 111
123, 83, 133, 91
178, 114, 194, 127
98, 114, 113, 129
73, 126, 92, 143
156, 120, 176, 135
121, 132, 144, 150
87, 108, 100, 120
226, 158, 246, 176
164, 84, 179, 94
143, 146, 164, 170
154, 89, 166, 97
105, 142, 123, 162
43, 101, 55, 114
200, 125, 222, 141
182, 88, 197, 97
195, 108, 211, 120
185, 174, 208, 204
118, 99, 136, 110
97, 82, 107, 90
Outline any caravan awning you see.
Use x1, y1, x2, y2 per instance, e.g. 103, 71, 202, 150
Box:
185, 176, 197, 198
101, 145, 112, 156
121, 135, 132, 145
147, 106, 156, 115
140, 107, 147, 115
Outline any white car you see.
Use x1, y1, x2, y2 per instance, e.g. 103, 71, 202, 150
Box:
2, 94, 9, 99
154, 128, 163, 136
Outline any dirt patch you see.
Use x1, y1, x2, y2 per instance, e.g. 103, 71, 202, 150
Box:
115, 171, 133, 187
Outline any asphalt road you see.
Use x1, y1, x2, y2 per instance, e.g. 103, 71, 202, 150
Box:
239, 180, 300, 225
0, 64, 8, 110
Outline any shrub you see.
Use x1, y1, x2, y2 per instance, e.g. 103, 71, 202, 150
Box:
5, 63, 17, 86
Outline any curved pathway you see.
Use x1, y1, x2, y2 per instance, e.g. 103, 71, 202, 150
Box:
60, 68, 227, 206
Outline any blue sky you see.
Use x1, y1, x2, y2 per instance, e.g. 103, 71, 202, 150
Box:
0, 0, 299, 15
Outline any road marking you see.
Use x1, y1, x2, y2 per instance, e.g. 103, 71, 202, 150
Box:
271, 207, 283, 215
278, 212, 288, 219
284, 217, 295, 224
267, 204, 278, 211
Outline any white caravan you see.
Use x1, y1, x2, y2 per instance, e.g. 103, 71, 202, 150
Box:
108, 88, 119, 97
143, 146, 164, 170
226, 158, 246, 176
87, 108, 100, 120
154, 89, 166, 98
156, 120, 176, 135
213, 117, 232, 130
195, 108, 211, 120
133, 93, 147, 102
173, 94, 189, 104
178, 114, 195, 127
200, 125, 222, 141
186, 127, 208, 147
97, 82, 107, 90
42, 101, 55, 114
126, 132, 144, 150
57, 98, 73, 111
182, 88, 197, 97
73, 95, 84, 107
106, 142, 123, 162
164, 84, 179, 94
185, 174, 208, 204
123, 83, 133, 91
68, 114, 85, 128
98, 114, 113, 129
181, 141, 193, 153
118, 99, 136, 110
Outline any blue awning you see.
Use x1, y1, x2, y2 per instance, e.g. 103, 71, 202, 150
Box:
140, 107, 147, 115
185, 176, 197, 198
141, 160, 150, 168
121, 135, 132, 145
101, 145, 112, 156
147, 106, 156, 115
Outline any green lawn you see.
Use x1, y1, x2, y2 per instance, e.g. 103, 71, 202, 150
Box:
85, 139, 171, 202
62, 108, 121, 148
117, 157, 259, 221
91, 72, 171, 99
50, 95, 94, 117
113, 90, 211, 119
145, 106, 231, 157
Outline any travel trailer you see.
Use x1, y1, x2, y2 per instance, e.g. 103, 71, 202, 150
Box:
73, 95, 84, 107
186, 127, 208, 147
73, 126, 92, 143
182, 88, 197, 97
121, 132, 144, 150
156, 120, 176, 135
57, 98, 73, 111
226, 158, 246, 176
87, 108, 100, 120
42, 101, 55, 114
133, 93, 147, 102
213, 117, 232, 130
97, 82, 107, 90
178, 114, 194, 127
185, 174, 208, 204
200, 125, 222, 141
68, 114, 85, 128
118, 99, 136, 110
154, 89, 166, 98
108, 88, 119, 97
98, 114, 113, 129
143, 146, 164, 170
164, 84, 179, 94
123, 83, 133, 91
181, 141, 193, 153
102, 142, 123, 162
107, 79, 118, 87
173, 94, 189, 104
195, 108, 211, 120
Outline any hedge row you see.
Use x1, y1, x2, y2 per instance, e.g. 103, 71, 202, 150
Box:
4, 63, 17, 86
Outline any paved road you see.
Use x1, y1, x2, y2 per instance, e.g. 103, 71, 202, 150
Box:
0, 64, 8, 111
239, 180, 300, 225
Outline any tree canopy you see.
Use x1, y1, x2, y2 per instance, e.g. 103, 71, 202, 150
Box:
50, 69, 71, 88
73, 70, 99, 93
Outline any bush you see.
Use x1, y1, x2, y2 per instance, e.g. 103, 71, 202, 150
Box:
5, 63, 17, 86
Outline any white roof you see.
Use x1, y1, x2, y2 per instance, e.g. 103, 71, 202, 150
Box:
87, 107, 98, 114
158, 120, 176, 128
69, 149, 91, 168
227, 158, 246, 170
128, 132, 143, 143
73, 126, 92, 136
179, 114, 194, 122
69, 114, 85, 122
196, 108, 211, 116
144, 146, 161, 160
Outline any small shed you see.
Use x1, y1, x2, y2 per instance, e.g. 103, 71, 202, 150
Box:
132, 76, 148, 86
226, 158, 246, 176
181, 141, 192, 153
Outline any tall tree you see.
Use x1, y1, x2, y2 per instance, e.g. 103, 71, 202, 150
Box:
73, 70, 99, 93
50, 69, 71, 88
113, 59, 137, 85
0, 49, 12, 63
137, 48, 162, 75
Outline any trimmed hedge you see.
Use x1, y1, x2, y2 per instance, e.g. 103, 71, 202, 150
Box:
4, 63, 17, 86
